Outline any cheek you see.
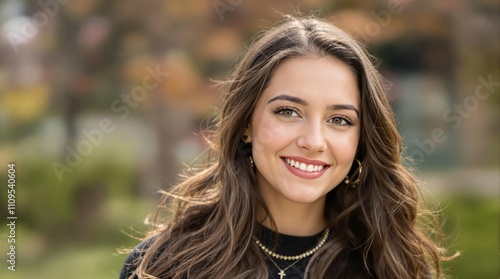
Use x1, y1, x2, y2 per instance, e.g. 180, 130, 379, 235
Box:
251, 118, 291, 152
345, 132, 360, 152
329, 131, 360, 160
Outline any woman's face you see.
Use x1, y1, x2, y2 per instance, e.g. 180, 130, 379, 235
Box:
246, 55, 360, 207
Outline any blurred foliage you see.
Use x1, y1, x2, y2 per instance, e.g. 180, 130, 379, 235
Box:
0, 197, 151, 278
440, 195, 500, 279
0, 0, 498, 278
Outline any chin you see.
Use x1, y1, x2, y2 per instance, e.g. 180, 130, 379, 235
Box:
283, 188, 327, 205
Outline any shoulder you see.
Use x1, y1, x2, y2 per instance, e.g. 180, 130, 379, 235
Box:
119, 237, 157, 279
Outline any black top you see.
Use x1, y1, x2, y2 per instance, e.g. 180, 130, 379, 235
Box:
120, 237, 157, 279
119, 226, 326, 279
256, 226, 326, 279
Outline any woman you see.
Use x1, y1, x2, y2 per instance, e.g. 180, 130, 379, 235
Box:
120, 15, 448, 279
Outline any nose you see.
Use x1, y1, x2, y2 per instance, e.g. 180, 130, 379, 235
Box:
297, 120, 327, 153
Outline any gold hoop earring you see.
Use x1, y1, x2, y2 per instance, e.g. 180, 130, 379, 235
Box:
344, 159, 362, 188
241, 136, 254, 168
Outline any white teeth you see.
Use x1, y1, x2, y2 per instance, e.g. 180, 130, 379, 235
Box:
299, 163, 307, 171
283, 158, 326, 173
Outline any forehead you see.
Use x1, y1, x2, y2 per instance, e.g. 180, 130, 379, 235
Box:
260, 55, 360, 107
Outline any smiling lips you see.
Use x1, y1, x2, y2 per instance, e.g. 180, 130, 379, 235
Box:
281, 156, 330, 179
284, 158, 325, 172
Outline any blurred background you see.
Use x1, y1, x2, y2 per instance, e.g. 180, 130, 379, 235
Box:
0, 0, 498, 278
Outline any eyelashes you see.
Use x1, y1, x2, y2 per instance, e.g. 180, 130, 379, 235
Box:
327, 116, 354, 126
272, 106, 355, 127
273, 106, 300, 117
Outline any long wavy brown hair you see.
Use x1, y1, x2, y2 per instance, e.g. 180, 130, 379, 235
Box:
130, 15, 448, 279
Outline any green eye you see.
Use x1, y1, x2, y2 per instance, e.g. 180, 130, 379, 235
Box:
332, 117, 344, 124
329, 116, 352, 126
273, 107, 300, 117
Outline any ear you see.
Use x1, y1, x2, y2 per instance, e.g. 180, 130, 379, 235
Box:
243, 124, 252, 142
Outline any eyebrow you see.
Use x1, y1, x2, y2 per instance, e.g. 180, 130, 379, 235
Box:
267, 94, 359, 116
267, 94, 306, 106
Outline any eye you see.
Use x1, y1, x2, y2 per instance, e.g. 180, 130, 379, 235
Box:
273, 107, 300, 118
328, 116, 353, 126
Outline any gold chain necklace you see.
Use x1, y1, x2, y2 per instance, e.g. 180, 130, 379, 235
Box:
263, 252, 302, 279
253, 227, 330, 261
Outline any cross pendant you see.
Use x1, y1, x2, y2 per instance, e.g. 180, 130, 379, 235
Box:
278, 270, 286, 279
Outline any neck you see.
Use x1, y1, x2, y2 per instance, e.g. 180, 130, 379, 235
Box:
257, 198, 327, 236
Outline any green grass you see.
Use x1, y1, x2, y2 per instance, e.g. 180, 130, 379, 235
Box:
0, 244, 126, 279
439, 195, 500, 279
0, 197, 151, 279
